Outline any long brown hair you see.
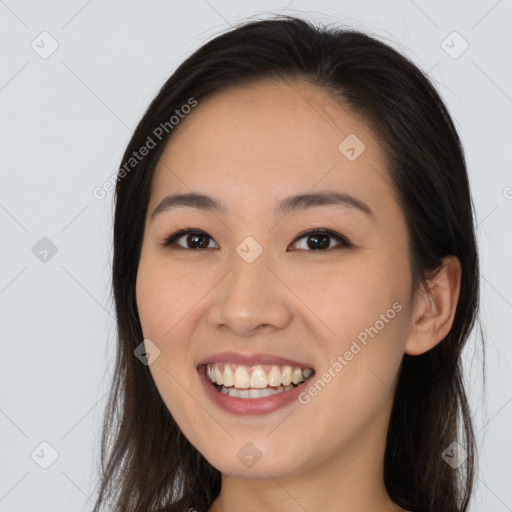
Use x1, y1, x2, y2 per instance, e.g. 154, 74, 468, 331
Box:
93, 15, 482, 512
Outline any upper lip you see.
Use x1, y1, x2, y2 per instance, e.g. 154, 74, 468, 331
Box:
198, 351, 314, 369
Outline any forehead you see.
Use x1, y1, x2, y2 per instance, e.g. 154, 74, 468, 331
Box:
150, 80, 393, 216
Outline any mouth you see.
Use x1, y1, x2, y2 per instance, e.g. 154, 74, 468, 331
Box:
197, 352, 315, 415
205, 362, 314, 399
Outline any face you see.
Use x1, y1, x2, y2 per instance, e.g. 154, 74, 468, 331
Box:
135, 80, 415, 479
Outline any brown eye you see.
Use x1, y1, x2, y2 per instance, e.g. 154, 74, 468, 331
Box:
162, 229, 218, 250
290, 229, 352, 251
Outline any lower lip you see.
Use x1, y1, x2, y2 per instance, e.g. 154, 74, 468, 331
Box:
199, 366, 313, 416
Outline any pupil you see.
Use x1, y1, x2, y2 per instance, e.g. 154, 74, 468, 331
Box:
308, 234, 329, 250
189, 234, 209, 249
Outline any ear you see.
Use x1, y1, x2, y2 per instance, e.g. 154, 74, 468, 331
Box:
404, 255, 462, 356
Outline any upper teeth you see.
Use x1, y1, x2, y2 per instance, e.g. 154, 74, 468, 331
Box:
206, 362, 313, 389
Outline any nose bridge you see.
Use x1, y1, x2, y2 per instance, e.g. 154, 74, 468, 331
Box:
208, 235, 292, 333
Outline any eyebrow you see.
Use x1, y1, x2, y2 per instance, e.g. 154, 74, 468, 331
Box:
150, 191, 373, 220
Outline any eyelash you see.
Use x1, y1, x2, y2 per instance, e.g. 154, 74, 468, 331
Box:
160, 227, 352, 252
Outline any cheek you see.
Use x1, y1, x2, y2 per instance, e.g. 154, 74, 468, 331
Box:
310, 258, 407, 341
136, 254, 197, 340
298, 266, 408, 439
136, 258, 201, 423
304, 255, 411, 408
136, 254, 205, 392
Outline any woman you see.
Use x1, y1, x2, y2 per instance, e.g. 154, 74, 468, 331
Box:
93, 15, 481, 512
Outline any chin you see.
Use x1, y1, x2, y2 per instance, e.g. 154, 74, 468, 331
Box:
197, 441, 310, 480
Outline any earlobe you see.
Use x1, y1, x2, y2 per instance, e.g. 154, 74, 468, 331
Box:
404, 255, 462, 356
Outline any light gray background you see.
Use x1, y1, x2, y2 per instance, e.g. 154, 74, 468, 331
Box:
0, 1, 511, 511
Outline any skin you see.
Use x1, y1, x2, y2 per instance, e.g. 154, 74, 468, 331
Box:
135, 80, 461, 512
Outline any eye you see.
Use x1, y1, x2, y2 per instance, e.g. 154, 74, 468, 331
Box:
161, 228, 219, 250
161, 227, 352, 252
289, 228, 352, 251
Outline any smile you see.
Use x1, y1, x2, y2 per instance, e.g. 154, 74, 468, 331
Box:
206, 362, 314, 399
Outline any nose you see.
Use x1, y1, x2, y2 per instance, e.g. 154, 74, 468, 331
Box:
207, 250, 293, 336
